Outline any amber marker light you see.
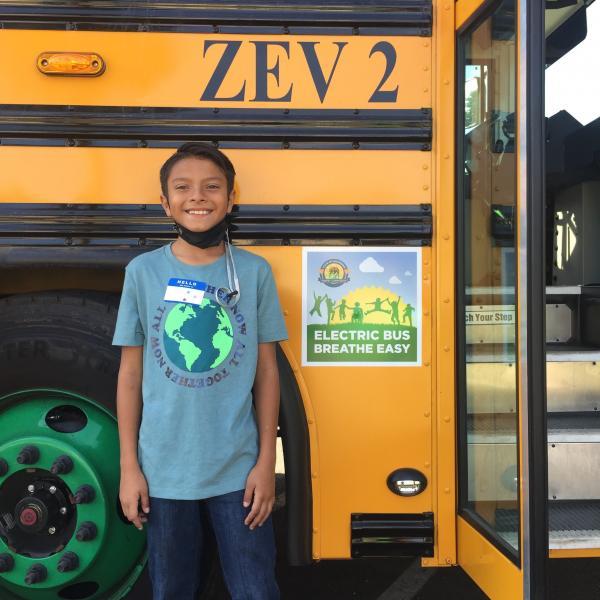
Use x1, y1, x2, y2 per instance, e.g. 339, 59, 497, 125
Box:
37, 52, 105, 76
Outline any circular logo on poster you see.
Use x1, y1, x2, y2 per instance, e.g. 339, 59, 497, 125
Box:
318, 259, 350, 287
163, 300, 234, 373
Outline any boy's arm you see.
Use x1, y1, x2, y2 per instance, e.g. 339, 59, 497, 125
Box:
243, 341, 280, 529
117, 346, 144, 468
116, 345, 149, 529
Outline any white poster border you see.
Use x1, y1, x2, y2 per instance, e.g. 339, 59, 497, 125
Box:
301, 246, 422, 367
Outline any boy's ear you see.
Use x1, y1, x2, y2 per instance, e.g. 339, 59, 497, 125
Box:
160, 194, 172, 217
227, 189, 235, 213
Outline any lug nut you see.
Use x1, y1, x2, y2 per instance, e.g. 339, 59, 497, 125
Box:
73, 484, 95, 504
25, 563, 47, 584
57, 551, 79, 573
60, 507, 67, 515
17, 445, 40, 465
48, 526, 56, 535
27, 484, 35, 494
0, 553, 15, 573
0, 458, 8, 477
49, 486, 57, 494
75, 521, 97, 542
51, 455, 74, 475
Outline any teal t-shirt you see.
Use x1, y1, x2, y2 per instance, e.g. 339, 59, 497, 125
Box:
112, 243, 288, 500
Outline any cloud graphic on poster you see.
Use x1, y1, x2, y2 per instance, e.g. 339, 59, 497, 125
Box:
359, 257, 384, 273
404, 270, 413, 277
389, 276, 402, 285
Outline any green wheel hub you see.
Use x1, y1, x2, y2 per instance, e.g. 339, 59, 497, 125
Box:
0, 389, 146, 600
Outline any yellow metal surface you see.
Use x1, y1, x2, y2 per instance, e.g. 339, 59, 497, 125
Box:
429, 0, 457, 568
458, 517, 521, 600
0, 147, 431, 206
240, 246, 433, 559
456, 0, 490, 31
550, 548, 600, 559
0, 30, 430, 109
0, 10, 442, 565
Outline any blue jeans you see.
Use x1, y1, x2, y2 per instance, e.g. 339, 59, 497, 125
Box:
146, 489, 280, 600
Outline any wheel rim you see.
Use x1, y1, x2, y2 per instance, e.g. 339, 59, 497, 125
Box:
0, 389, 146, 600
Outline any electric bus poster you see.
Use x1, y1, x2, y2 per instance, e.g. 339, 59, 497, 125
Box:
302, 248, 422, 366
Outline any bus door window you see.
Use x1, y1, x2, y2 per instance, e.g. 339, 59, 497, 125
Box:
458, 0, 520, 558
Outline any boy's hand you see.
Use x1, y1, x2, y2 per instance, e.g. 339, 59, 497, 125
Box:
119, 465, 150, 531
243, 461, 275, 530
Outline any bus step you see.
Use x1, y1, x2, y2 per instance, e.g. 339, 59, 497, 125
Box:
350, 513, 434, 558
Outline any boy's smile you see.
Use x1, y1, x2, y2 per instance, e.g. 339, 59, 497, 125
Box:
160, 157, 233, 232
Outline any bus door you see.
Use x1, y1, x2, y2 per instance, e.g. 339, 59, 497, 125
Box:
455, 0, 548, 598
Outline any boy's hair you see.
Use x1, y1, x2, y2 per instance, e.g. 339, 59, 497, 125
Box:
159, 142, 236, 199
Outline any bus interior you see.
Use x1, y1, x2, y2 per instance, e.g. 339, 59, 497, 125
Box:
544, 0, 600, 552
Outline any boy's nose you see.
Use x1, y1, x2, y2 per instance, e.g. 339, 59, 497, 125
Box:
187, 189, 207, 203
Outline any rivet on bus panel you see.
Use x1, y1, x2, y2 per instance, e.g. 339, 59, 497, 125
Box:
37, 52, 105, 76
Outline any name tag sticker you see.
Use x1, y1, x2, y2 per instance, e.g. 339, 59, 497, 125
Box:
164, 278, 207, 305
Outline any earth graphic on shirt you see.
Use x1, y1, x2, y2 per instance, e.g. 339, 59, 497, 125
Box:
163, 300, 234, 373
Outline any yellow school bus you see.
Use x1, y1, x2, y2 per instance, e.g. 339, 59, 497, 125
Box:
1, 0, 599, 598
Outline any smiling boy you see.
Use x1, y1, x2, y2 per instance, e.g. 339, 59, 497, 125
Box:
112, 142, 287, 599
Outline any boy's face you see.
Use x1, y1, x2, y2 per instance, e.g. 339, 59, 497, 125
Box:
160, 157, 233, 232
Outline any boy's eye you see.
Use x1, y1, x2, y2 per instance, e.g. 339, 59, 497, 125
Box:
207, 184, 220, 190
175, 185, 188, 190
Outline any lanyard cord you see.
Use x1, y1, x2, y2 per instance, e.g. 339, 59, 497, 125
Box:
224, 231, 240, 302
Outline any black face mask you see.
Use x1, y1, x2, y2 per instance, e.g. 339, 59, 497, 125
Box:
172, 215, 229, 249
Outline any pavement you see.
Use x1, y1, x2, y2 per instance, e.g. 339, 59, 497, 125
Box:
275, 555, 488, 600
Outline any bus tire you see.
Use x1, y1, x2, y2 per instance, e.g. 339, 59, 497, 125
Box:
0, 291, 219, 600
